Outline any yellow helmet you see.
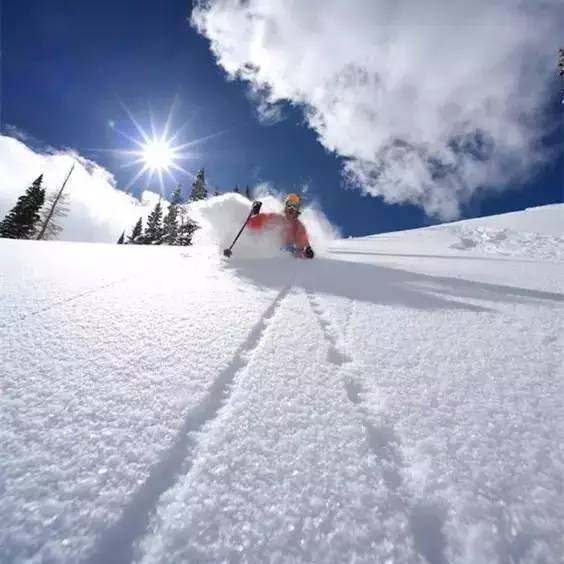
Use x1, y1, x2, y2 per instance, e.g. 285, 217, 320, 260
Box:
284, 193, 301, 209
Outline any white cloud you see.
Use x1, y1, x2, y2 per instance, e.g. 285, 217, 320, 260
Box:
192, 0, 562, 219
0, 135, 338, 251
0, 135, 162, 242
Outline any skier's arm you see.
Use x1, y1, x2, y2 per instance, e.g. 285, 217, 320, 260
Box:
248, 213, 277, 230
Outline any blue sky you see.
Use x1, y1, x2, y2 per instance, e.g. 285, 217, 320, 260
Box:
1, 0, 561, 237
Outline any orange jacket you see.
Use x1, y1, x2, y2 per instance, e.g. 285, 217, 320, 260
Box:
248, 212, 310, 248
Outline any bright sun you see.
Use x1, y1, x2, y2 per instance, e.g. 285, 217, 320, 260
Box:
142, 138, 176, 171
108, 97, 224, 194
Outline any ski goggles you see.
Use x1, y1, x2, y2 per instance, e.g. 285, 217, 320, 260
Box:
285, 195, 301, 210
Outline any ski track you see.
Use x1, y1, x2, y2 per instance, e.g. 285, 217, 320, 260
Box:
136, 289, 412, 564
26, 275, 136, 318
0, 274, 138, 330
307, 292, 449, 564
85, 285, 293, 564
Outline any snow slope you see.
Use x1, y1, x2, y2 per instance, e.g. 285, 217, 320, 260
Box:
1, 203, 563, 563
333, 204, 564, 263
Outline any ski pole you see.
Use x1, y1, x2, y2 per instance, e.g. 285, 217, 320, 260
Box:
223, 201, 262, 257
223, 211, 252, 257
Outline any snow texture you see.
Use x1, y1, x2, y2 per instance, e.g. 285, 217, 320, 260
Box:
1, 202, 563, 563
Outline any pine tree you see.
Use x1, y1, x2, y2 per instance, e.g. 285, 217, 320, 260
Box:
189, 169, 207, 201
144, 200, 164, 244
0, 175, 45, 239
245, 185, 252, 200
234, 185, 240, 194
36, 190, 70, 240
128, 217, 143, 244
177, 193, 199, 246
162, 187, 182, 245
117, 231, 125, 244
172, 185, 184, 205
177, 212, 199, 246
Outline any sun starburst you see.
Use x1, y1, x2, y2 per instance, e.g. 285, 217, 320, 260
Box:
91, 96, 226, 197
142, 138, 177, 171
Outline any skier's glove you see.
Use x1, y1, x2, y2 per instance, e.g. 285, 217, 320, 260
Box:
251, 201, 262, 216
304, 246, 315, 259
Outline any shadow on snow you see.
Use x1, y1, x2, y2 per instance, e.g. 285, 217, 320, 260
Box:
224, 256, 562, 313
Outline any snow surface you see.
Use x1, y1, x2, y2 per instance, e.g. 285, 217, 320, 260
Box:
1, 201, 563, 563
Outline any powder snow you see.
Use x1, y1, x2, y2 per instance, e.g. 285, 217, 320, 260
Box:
1, 199, 563, 563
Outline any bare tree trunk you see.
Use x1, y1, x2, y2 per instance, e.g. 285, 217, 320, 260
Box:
36, 163, 75, 240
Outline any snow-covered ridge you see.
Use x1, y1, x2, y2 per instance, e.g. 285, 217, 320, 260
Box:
437, 203, 563, 236
334, 204, 564, 262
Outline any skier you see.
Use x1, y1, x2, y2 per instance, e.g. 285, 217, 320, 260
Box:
248, 193, 315, 259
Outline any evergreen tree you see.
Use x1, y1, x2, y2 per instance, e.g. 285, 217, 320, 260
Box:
189, 169, 207, 201
128, 217, 144, 244
144, 200, 164, 244
233, 185, 240, 194
36, 190, 70, 240
172, 185, 184, 204
162, 187, 182, 245
177, 212, 199, 246
0, 175, 45, 239
177, 194, 199, 246
117, 231, 125, 244
245, 185, 252, 200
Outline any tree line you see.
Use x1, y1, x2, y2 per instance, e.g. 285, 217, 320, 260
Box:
0, 166, 255, 245
0, 173, 70, 240
121, 185, 199, 246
